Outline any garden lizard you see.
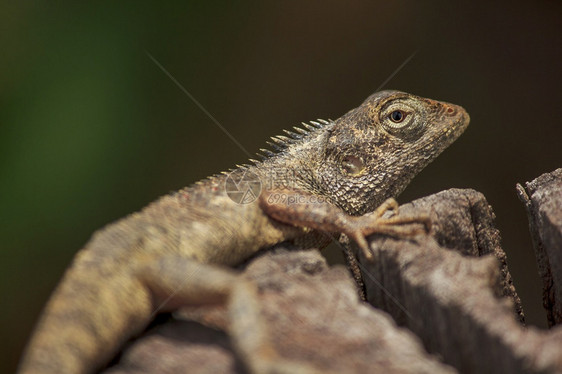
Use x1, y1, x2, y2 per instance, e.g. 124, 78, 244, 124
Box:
18, 90, 469, 373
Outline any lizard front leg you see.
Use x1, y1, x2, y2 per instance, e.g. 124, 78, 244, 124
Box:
259, 189, 429, 261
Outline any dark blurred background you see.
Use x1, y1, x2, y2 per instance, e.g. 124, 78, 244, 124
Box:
2, 1, 561, 371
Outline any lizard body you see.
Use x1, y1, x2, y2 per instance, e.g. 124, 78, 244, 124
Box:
18, 90, 469, 373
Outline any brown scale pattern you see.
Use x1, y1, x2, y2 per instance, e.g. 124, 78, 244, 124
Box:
19, 91, 469, 373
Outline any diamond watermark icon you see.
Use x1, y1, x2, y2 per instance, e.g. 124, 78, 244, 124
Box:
225, 169, 262, 204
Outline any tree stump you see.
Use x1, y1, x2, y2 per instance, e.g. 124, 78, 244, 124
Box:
360, 188, 562, 373
518, 168, 562, 327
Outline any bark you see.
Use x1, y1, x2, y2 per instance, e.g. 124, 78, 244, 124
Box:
518, 168, 562, 327
105, 249, 454, 373
361, 188, 562, 373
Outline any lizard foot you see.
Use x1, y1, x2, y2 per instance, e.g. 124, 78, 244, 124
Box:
345, 198, 431, 261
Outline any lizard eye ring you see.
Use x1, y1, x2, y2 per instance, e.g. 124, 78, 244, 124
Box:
380, 100, 419, 133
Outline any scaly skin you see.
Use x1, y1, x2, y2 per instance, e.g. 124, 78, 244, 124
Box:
18, 90, 469, 373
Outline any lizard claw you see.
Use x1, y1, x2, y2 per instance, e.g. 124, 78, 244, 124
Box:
346, 208, 432, 262
347, 231, 374, 261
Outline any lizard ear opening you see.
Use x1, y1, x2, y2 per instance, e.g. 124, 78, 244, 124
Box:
342, 155, 365, 176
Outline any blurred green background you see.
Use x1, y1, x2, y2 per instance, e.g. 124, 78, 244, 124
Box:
2, 1, 561, 371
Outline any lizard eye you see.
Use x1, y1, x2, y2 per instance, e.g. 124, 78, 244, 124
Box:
389, 110, 406, 123
342, 155, 365, 176
380, 101, 418, 133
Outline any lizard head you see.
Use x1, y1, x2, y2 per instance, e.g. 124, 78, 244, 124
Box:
317, 90, 470, 215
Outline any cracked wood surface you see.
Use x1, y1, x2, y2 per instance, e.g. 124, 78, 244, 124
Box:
361, 188, 562, 373
105, 249, 453, 374
518, 168, 562, 327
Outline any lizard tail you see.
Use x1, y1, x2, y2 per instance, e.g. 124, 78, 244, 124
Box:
18, 249, 152, 374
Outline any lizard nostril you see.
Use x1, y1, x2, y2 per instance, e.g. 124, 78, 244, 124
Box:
446, 107, 455, 115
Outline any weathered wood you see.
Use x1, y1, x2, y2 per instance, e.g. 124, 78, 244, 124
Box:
104, 319, 246, 374
518, 168, 562, 327
399, 188, 524, 322
360, 188, 562, 373
105, 249, 454, 373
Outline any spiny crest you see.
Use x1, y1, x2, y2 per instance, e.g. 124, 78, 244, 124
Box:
257, 119, 332, 162
191, 163, 253, 187
190, 172, 225, 190
193, 118, 332, 180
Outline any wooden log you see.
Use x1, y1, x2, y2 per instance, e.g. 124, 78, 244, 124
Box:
518, 168, 562, 327
360, 188, 562, 373
104, 249, 454, 373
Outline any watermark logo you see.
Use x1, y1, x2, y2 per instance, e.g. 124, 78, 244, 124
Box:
225, 169, 262, 204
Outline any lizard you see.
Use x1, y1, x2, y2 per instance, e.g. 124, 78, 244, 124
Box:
18, 90, 469, 373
